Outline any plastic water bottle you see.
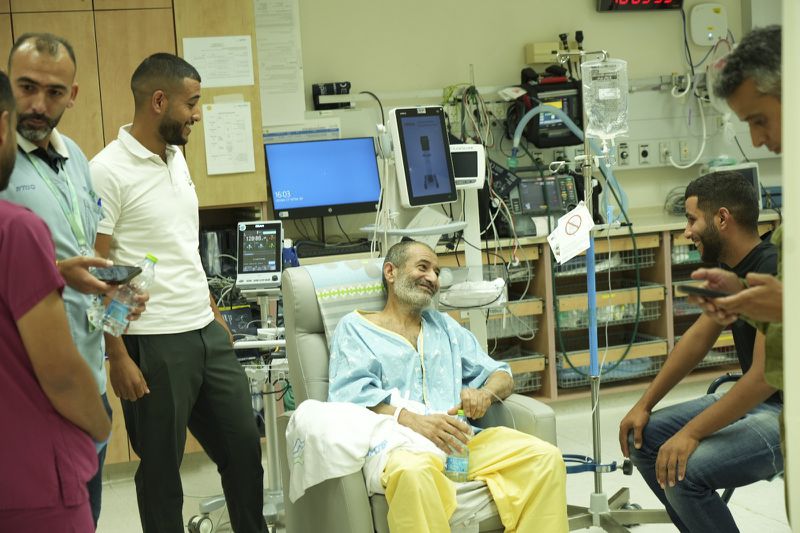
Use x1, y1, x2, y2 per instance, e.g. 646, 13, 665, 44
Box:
444, 409, 470, 482
103, 254, 157, 336
581, 58, 629, 143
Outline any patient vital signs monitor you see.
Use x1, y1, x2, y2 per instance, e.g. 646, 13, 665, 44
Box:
389, 106, 457, 208
235, 220, 282, 291
265, 137, 381, 219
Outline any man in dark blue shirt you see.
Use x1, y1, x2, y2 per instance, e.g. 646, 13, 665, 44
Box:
619, 171, 781, 533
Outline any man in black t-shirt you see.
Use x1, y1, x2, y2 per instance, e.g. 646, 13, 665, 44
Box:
619, 171, 782, 533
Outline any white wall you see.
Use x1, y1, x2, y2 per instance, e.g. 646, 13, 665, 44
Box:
294, 0, 781, 219
299, 0, 741, 97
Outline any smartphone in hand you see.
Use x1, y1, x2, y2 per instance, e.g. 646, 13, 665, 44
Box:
676, 284, 730, 299
89, 265, 142, 285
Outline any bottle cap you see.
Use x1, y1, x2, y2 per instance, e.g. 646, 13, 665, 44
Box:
145, 253, 159, 263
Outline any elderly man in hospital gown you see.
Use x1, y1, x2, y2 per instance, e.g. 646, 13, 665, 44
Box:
327, 239, 568, 533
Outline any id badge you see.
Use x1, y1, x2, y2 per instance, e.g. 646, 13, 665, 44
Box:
87, 296, 105, 331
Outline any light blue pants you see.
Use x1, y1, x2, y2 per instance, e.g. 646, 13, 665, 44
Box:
628, 394, 783, 533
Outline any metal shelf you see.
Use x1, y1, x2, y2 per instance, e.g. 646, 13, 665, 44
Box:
554, 247, 657, 278
558, 300, 661, 331
557, 280, 665, 311
493, 349, 545, 394
487, 313, 538, 340
556, 332, 668, 388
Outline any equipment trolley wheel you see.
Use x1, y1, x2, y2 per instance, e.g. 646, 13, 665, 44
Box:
187, 514, 214, 533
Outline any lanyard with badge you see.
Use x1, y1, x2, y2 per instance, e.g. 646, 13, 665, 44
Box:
24, 151, 106, 330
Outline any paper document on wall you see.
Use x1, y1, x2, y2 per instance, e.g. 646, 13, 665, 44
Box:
203, 102, 256, 175
183, 36, 254, 88
254, 0, 305, 126
547, 202, 595, 264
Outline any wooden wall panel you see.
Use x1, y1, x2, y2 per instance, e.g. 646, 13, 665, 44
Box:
94, 0, 172, 8
173, 0, 267, 208
10, 0, 90, 12
0, 14, 11, 64
95, 8, 175, 144
0, 1, 9, 14
11, 11, 104, 157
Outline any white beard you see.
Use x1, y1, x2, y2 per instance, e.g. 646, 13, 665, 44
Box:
393, 274, 435, 312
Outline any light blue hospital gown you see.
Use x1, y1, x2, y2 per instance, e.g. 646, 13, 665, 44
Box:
328, 309, 511, 412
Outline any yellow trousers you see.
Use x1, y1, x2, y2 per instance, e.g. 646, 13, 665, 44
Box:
381, 426, 568, 533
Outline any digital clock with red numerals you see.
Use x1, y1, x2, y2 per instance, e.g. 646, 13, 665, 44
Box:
597, 0, 683, 11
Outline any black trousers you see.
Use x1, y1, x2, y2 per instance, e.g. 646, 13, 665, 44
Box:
122, 320, 267, 533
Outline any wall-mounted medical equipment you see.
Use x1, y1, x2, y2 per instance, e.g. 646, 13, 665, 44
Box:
513, 175, 579, 216
527, 81, 584, 148
596, 0, 683, 12
265, 137, 381, 219
450, 142, 486, 190
690, 3, 728, 46
387, 106, 457, 208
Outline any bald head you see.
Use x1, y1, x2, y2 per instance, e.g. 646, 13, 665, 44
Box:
9, 33, 76, 76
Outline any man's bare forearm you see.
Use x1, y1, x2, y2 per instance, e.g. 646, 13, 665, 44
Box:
104, 333, 130, 361
481, 370, 514, 401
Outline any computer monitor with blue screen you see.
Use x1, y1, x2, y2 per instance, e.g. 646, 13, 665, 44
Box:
265, 137, 381, 219
388, 106, 457, 208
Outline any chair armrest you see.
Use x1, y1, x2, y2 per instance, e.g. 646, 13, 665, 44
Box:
278, 411, 376, 533
707, 372, 743, 394
476, 393, 557, 445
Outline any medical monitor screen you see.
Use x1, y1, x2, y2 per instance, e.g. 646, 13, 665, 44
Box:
518, 179, 547, 215
451, 149, 479, 178
394, 107, 456, 206
236, 222, 281, 276
265, 137, 381, 219
529, 81, 583, 148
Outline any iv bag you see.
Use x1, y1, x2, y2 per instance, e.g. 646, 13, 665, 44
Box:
581, 58, 629, 142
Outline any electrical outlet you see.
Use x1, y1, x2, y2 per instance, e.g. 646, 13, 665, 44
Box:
679, 141, 690, 162
638, 143, 651, 165
618, 142, 630, 166
659, 142, 670, 164
554, 149, 566, 161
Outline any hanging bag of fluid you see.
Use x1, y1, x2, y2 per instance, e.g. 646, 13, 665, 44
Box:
581, 58, 629, 143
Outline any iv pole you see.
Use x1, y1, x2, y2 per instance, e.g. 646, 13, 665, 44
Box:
510, 49, 671, 531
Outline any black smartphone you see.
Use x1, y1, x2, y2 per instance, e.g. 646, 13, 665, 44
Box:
676, 284, 730, 299
89, 265, 142, 285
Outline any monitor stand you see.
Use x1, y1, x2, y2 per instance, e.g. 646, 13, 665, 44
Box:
239, 287, 282, 299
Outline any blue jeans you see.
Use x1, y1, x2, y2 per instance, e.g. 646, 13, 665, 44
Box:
87, 393, 112, 528
628, 394, 783, 533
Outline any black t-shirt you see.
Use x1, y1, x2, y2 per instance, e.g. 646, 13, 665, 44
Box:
721, 236, 780, 403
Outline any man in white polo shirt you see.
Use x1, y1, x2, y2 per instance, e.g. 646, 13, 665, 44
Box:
90, 53, 267, 533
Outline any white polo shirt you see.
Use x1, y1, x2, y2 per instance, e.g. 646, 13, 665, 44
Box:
90, 125, 214, 335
